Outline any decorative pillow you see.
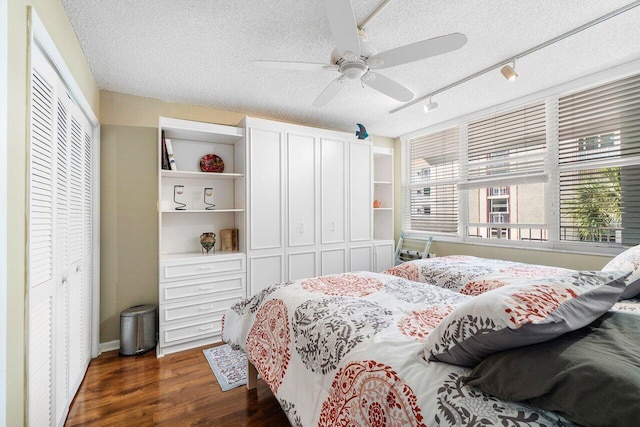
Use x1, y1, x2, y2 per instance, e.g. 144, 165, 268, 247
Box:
602, 244, 640, 299
423, 270, 628, 367
462, 311, 640, 427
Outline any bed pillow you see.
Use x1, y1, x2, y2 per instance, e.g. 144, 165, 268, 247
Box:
423, 270, 628, 367
462, 311, 640, 427
602, 244, 640, 299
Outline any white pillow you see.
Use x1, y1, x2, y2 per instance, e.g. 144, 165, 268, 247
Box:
602, 244, 640, 299
423, 270, 628, 367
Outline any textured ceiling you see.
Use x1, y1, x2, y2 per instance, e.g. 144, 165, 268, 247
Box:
61, 0, 640, 138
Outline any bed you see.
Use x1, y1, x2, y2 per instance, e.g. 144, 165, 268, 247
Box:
222, 247, 640, 427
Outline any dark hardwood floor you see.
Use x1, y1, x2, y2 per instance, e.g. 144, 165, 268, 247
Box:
65, 344, 291, 426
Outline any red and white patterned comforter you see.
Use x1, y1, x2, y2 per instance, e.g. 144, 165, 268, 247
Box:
222, 272, 574, 427
383, 255, 572, 295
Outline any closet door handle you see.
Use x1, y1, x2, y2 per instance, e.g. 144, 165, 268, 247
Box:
299, 222, 305, 234
330, 221, 336, 231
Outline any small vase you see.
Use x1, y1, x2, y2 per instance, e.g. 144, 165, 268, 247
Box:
200, 232, 216, 254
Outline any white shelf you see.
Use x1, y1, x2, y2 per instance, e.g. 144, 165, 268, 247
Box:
162, 170, 244, 180
161, 117, 244, 144
373, 146, 393, 156
374, 207, 393, 211
374, 181, 392, 185
161, 208, 245, 213
161, 251, 243, 262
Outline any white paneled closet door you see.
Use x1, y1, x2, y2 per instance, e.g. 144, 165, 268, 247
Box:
29, 44, 95, 427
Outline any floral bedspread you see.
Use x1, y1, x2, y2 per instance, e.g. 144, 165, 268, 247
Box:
383, 255, 571, 295
612, 297, 640, 314
222, 272, 574, 427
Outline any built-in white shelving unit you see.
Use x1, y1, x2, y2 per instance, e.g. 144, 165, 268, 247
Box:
373, 146, 394, 241
372, 146, 395, 272
157, 117, 247, 356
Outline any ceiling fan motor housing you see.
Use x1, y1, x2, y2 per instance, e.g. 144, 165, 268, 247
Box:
340, 61, 369, 79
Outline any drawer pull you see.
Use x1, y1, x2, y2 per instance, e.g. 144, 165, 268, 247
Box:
198, 286, 214, 291
199, 305, 214, 311
199, 325, 214, 331
198, 265, 214, 270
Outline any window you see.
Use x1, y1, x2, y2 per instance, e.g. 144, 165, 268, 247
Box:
405, 127, 459, 234
402, 72, 640, 250
558, 74, 640, 245
465, 103, 547, 241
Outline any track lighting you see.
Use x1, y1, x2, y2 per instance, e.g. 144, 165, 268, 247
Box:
391, 2, 640, 114
424, 97, 439, 113
500, 60, 519, 82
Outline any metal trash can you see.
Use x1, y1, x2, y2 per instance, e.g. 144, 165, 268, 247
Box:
120, 304, 157, 356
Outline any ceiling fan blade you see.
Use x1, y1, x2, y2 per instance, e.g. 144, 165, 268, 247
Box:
362, 72, 413, 102
253, 60, 338, 72
324, 0, 361, 58
313, 76, 345, 107
369, 33, 467, 69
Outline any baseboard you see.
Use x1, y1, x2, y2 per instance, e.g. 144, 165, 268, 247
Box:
99, 340, 120, 353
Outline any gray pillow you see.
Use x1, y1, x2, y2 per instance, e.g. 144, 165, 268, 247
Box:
463, 311, 640, 427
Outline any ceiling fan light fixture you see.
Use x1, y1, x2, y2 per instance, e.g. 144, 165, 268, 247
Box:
342, 50, 359, 62
366, 57, 384, 69
501, 61, 519, 81
362, 72, 375, 82
424, 98, 439, 113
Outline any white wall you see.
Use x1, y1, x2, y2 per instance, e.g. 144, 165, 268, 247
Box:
0, 0, 7, 422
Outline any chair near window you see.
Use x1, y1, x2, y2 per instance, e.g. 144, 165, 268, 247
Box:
394, 232, 433, 265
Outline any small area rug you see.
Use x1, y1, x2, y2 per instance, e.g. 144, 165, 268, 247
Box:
203, 344, 248, 391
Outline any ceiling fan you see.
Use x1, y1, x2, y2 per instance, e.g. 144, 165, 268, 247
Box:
253, 0, 467, 107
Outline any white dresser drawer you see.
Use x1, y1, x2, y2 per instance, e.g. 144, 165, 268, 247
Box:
161, 254, 246, 282
161, 317, 223, 346
161, 274, 245, 303
161, 294, 244, 323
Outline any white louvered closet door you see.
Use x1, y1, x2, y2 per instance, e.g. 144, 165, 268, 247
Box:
29, 48, 57, 427
53, 90, 69, 425
29, 45, 95, 427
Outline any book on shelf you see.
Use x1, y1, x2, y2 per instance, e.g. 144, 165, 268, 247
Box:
165, 137, 177, 171
161, 130, 170, 170
220, 229, 239, 252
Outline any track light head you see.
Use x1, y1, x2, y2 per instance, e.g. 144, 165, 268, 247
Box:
424, 97, 439, 113
501, 62, 519, 81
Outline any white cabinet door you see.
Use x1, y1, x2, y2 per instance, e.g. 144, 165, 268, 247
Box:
349, 141, 372, 242
249, 254, 284, 295
287, 132, 316, 247
350, 245, 373, 272
248, 127, 284, 250
288, 251, 317, 281
321, 248, 346, 275
374, 242, 395, 273
321, 138, 346, 244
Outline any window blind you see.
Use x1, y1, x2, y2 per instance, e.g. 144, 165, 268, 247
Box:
558, 73, 640, 245
467, 102, 547, 182
407, 127, 459, 234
